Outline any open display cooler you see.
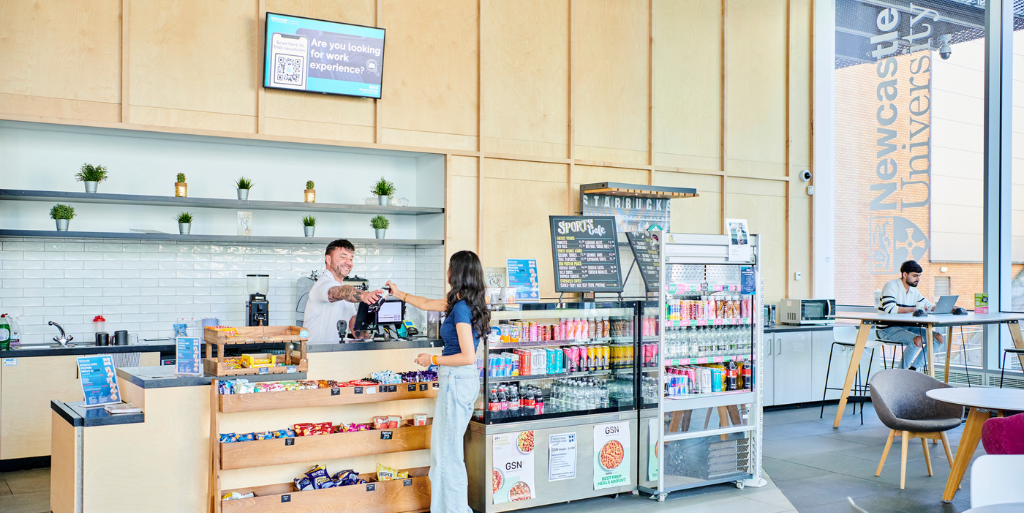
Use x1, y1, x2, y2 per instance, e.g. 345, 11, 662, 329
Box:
467, 301, 642, 512
638, 233, 766, 501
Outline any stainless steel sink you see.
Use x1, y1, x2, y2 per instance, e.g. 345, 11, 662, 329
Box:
14, 343, 98, 350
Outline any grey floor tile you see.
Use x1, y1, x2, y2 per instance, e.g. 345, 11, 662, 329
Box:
0, 490, 49, 513
772, 473, 891, 509
0, 479, 11, 496
763, 434, 875, 461
2, 469, 49, 496
762, 457, 830, 482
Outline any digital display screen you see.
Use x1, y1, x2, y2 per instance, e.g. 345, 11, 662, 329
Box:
264, 13, 385, 99
377, 301, 403, 324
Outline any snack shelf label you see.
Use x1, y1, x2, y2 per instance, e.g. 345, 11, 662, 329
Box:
664, 354, 750, 366
666, 283, 740, 294
669, 318, 750, 327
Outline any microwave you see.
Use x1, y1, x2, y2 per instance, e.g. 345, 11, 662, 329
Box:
777, 299, 835, 325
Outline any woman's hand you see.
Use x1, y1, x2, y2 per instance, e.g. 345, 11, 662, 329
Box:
386, 281, 404, 300
414, 353, 433, 368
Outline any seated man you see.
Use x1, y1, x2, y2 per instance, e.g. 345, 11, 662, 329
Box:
876, 260, 945, 371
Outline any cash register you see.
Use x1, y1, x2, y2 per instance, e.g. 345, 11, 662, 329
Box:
346, 299, 408, 341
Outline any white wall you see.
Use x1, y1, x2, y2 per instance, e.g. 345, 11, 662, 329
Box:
0, 121, 444, 240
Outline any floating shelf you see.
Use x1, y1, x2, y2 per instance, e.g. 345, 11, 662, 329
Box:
580, 182, 698, 200
0, 189, 443, 215
218, 381, 439, 413
0, 230, 443, 246
220, 422, 431, 470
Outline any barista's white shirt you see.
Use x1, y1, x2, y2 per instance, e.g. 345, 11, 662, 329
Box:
303, 271, 356, 343
879, 279, 934, 314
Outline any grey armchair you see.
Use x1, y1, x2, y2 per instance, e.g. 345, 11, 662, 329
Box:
869, 369, 963, 489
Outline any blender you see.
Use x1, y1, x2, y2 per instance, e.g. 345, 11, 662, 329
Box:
246, 274, 270, 326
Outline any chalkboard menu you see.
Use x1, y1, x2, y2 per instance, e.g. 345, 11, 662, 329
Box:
549, 216, 623, 292
625, 232, 660, 292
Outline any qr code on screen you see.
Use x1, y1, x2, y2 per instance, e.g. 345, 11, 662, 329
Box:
275, 55, 304, 85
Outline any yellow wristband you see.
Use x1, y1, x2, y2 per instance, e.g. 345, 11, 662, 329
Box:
431, 355, 438, 365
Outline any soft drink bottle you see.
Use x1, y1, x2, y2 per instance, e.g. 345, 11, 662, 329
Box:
727, 361, 738, 391
508, 385, 520, 415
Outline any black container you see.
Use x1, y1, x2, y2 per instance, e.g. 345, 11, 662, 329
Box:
113, 330, 129, 346
95, 332, 110, 346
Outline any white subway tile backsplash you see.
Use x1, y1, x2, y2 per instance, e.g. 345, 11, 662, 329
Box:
5, 259, 45, 269
45, 242, 84, 252
84, 260, 123, 270
0, 251, 24, 260
44, 296, 84, 307
83, 296, 122, 306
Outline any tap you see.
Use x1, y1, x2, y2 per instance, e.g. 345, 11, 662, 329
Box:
48, 321, 73, 346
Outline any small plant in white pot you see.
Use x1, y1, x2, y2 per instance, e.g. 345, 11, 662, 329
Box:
304, 180, 316, 203
175, 173, 187, 197
76, 163, 108, 193
236, 177, 253, 201
371, 178, 395, 206
302, 215, 316, 237
371, 215, 389, 239
176, 212, 193, 235
50, 204, 76, 231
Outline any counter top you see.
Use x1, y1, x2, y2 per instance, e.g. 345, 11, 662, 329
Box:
1, 344, 166, 358
51, 399, 145, 427
1, 337, 443, 358
116, 365, 308, 389
764, 325, 835, 334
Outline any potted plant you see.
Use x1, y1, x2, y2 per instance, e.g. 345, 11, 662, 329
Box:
175, 173, 187, 197
302, 215, 316, 237
371, 178, 395, 206
50, 204, 75, 231
76, 163, 108, 193
371, 215, 389, 239
176, 212, 193, 235
304, 180, 316, 203
236, 177, 252, 200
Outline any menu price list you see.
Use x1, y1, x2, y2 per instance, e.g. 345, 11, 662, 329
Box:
549, 216, 623, 292
625, 232, 660, 292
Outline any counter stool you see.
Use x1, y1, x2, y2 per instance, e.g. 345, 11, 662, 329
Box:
820, 327, 899, 424
999, 348, 1024, 388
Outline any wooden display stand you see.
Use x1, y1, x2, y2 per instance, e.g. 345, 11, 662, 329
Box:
209, 379, 438, 513
203, 326, 309, 376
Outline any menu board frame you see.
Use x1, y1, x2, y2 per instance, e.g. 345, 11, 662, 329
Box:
549, 215, 624, 293
624, 232, 661, 293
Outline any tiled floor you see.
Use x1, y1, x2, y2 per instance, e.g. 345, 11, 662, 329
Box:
763, 402, 980, 513
0, 403, 981, 513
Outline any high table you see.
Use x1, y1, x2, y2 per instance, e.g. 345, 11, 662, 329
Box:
831, 312, 1024, 428
926, 388, 1024, 502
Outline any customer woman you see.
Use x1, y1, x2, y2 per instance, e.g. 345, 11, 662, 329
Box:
386, 250, 489, 513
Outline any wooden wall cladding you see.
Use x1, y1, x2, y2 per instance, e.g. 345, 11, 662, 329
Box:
727, 177, 787, 304
481, 0, 570, 160
445, 156, 480, 264
654, 172, 722, 236
653, 0, 722, 172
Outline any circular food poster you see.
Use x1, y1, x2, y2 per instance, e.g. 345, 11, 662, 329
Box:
599, 440, 625, 471
492, 469, 503, 494
509, 481, 531, 502
516, 431, 534, 453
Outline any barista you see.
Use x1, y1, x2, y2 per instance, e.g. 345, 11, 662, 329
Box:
303, 239, 385, 343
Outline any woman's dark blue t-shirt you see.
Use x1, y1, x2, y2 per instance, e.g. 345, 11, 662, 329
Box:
441, 300, 479, 356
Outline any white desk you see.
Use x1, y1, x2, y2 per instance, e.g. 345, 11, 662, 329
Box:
830, 312, 1024, 428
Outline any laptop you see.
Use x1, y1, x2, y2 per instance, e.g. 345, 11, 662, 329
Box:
932, 295, 959, 315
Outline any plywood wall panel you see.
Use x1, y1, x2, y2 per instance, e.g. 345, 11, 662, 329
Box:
571, 165, 650, 213
573, 0, 650, 166
380, 0, 479, 149
0, 93, 121, 124
727, 177, 786, 303
725, 0, 787, 178
654, 171, 722, 235
480, 160, 569, 298
447, 156, 479, 262
0, 0, 121, 105
130, 0, 257, 129
653, 0, 722, 172
481, 0, 570, 160
261, 1, 377, 141
789, 0, 812, 169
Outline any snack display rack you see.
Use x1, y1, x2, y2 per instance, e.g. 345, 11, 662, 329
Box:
208, 378, 438, 513
466, 301, 641, 513
638, 233, 766, 501
203, 326, 309, 376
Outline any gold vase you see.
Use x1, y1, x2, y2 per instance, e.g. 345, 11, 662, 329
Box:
175, 182, 187, 197
304, 189, 315, 203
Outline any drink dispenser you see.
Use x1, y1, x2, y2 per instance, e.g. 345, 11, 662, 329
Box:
246, 274, 270, 326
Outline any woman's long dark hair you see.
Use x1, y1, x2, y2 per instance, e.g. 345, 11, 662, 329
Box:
445, 250, 490, 340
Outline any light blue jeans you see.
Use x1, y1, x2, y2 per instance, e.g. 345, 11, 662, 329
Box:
877, 326, 944, 370
429, 364, 480, 513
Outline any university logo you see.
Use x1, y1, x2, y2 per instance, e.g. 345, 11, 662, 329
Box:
870, 216, 928, 274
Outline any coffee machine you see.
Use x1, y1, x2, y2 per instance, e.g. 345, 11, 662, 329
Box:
246, 274, 270, 326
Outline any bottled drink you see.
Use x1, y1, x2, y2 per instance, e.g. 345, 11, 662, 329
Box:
488, 387, 499, 414
534, 391, 545, 414
727, 361, 738, 391
508, 385, 520, 415
497, 385, 508, 413
0, 314, 10, 351
8, 314, 20, 348
742, 363, 752, 390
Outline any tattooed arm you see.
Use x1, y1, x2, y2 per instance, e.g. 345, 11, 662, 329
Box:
327, 285, 384, 305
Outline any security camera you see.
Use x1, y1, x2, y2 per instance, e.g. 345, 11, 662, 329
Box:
939, 34, 952, 60
799, 170, 812, 182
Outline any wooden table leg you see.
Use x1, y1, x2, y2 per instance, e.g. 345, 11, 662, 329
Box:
1007, 321, 1024, 371
942, 406, 989, 502
944, 327, 952, 384
925, 323, 936, 378
833, 322, 871, 428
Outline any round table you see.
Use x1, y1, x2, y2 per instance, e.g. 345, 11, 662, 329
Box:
926, 387, 1024, 502
964, 504, 1024, 512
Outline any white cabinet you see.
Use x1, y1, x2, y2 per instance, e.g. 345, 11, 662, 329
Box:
773, 331, 815, 405
762, 334, 775, 407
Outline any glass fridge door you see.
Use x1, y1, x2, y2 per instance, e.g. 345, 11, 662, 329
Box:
478, 301, 639, 425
